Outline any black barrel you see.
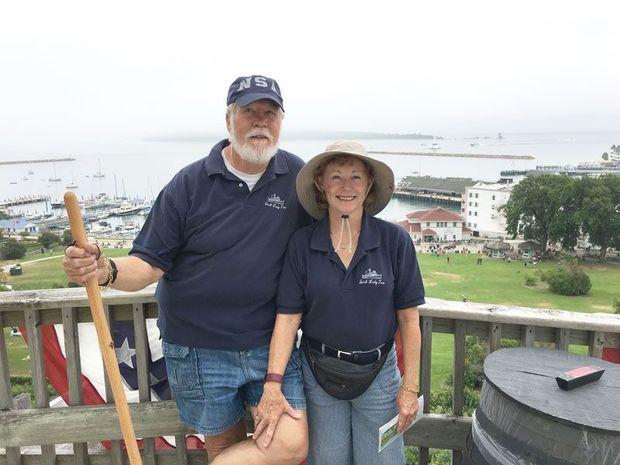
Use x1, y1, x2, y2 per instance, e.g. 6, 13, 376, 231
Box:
464, 347, 620, 465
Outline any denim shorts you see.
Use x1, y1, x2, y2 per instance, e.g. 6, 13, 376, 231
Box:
162, 341, 306, 436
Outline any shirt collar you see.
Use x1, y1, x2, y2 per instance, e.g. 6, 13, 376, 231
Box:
204, 139, 289, 178
310, 211, 381, 252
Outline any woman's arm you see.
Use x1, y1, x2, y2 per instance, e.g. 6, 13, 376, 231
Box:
253, 312, 302, 447
396, 306, 421, 432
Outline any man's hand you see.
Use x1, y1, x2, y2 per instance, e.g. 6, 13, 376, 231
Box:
63, 242, 107, 285
396, 388, 419, 433
252, 382, 301, 447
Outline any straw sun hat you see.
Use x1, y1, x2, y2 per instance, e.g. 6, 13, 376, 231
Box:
296, 140, 395, 220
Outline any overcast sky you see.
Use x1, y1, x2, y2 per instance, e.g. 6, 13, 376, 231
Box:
1, 0, 619, 154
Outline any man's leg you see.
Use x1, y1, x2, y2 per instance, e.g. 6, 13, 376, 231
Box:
204, 419, 247, 462
209, 408, 308, 465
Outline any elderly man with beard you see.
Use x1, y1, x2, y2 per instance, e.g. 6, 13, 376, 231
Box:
62, 75, 311, 465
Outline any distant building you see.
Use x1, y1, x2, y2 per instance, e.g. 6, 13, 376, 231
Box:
0, 217, 38, 234
398, 207, 470, 242
463, 182, 512, 238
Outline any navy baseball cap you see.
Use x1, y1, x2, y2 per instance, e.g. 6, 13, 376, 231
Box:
227, 75, 284, 111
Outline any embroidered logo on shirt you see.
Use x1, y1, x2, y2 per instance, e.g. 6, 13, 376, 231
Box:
265, 193, 287, 210
359, 268, 385, 286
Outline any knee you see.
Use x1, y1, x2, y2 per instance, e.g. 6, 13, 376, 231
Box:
259, 429, 308, 465
275, 434, 308, 465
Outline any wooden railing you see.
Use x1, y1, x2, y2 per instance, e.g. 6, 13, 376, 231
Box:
1, 288, 619, 465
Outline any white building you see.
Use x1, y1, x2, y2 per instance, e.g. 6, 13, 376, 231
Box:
398, 207, 470, 242
463, 182, 512, 238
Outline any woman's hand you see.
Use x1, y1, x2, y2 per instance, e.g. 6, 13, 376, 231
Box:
396, 388, 419, 433
252, 382, 301, 447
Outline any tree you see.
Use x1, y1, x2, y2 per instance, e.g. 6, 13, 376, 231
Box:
62, 229, 74, 246
0, 211, 9, 220
500, 174, 571, 252
38, 231, 61, 249
0, 239, 27, 260
580, 175, 620, 260
549, 177, 582, 250
602, 152, 609, 161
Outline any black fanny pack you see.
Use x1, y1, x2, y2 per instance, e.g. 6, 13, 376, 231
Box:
302, 336, 393, 400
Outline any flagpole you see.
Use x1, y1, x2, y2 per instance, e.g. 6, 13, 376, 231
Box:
64, 192, 143, 465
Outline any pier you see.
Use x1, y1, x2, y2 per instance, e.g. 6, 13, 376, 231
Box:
0, 157, 76, 166
0, 195, 50, 208
369, 150, 534, 160
393, 190, 463, 206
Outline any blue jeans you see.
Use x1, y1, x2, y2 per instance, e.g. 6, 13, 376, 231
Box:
302, 348, 405, 465
163, 341, 306, 436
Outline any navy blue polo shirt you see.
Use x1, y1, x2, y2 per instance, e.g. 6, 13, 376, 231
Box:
277, 212, 425, 351
130, 139, 312, 350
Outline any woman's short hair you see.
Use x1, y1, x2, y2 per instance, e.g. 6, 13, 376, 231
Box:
312, 154, 376, 213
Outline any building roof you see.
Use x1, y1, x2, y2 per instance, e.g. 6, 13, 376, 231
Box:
462, 226, 472, 232
518, 240, 542, 251
486, 241, 512, 251
406, 207, 464, 222
422, 228, 437, 235
469, 182, 513, 192
398, 176, 477, 194
396, 220, 421, 233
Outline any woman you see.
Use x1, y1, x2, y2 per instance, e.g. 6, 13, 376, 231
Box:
254, 141, 425, 465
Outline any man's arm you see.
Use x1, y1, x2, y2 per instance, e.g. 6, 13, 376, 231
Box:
63, 242, 164, 292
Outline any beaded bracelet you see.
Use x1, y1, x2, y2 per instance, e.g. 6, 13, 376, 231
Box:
99, 256, 113, 288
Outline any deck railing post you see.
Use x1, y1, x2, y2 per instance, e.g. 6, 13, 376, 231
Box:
0, 314, 23, 465
24, 307, 56, 465
103, 304, 126, 465
61, 306, 89, 465
452, 320, 466, 465
133, 303, 156, 465
418, 316, 433, 465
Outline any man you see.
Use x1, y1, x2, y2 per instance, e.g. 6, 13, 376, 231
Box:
63, 75, 310, 465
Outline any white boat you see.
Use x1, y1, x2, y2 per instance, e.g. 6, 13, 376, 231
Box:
66, 182, 78, 189
93, 159, 105, 178
49, 162, 61, 182
429, 143, 441, 150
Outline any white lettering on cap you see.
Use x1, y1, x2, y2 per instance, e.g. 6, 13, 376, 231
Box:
254, 76, 268, 87
238, 78, 251, 91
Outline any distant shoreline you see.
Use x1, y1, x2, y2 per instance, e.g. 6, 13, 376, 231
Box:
0, 158, 76, 166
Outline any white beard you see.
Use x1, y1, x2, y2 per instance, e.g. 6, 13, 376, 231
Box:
229, 126, 279, 166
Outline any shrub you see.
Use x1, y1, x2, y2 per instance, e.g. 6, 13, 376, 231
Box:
524, 273, 537, 286
0, 239, 27, 260
38, 231, 61, 249
62, 229, 74, 246
18, 231, 30, 237
543, 262, 591, 295
613, 297, 620, 315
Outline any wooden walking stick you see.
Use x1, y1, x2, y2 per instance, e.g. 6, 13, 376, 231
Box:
64, 191, 143, 465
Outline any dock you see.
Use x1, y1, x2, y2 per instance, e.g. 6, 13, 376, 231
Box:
0, 195, 50, 208
369, 150, 534, 160
393, 190, 463, 206
0, 157, 76, 166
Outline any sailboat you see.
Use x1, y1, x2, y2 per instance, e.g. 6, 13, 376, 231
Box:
49, 162, 61, 182
93, 158, 105, 178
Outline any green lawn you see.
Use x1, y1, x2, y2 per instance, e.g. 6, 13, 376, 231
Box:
2, 251, 619, 389
4, 248, 130, 291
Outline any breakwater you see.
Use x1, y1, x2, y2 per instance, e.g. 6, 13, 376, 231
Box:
0, 157, 76, 166
369, 151, 534, 160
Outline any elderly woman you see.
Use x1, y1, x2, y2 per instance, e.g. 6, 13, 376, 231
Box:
254, 141, 425, 465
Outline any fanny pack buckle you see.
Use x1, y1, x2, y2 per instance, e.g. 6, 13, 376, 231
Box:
337, 349, 352, 359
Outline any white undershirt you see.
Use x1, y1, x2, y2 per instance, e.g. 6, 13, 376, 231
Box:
221, 149, 265, 191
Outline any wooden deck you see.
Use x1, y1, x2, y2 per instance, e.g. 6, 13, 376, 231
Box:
1, 288, 619, 464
